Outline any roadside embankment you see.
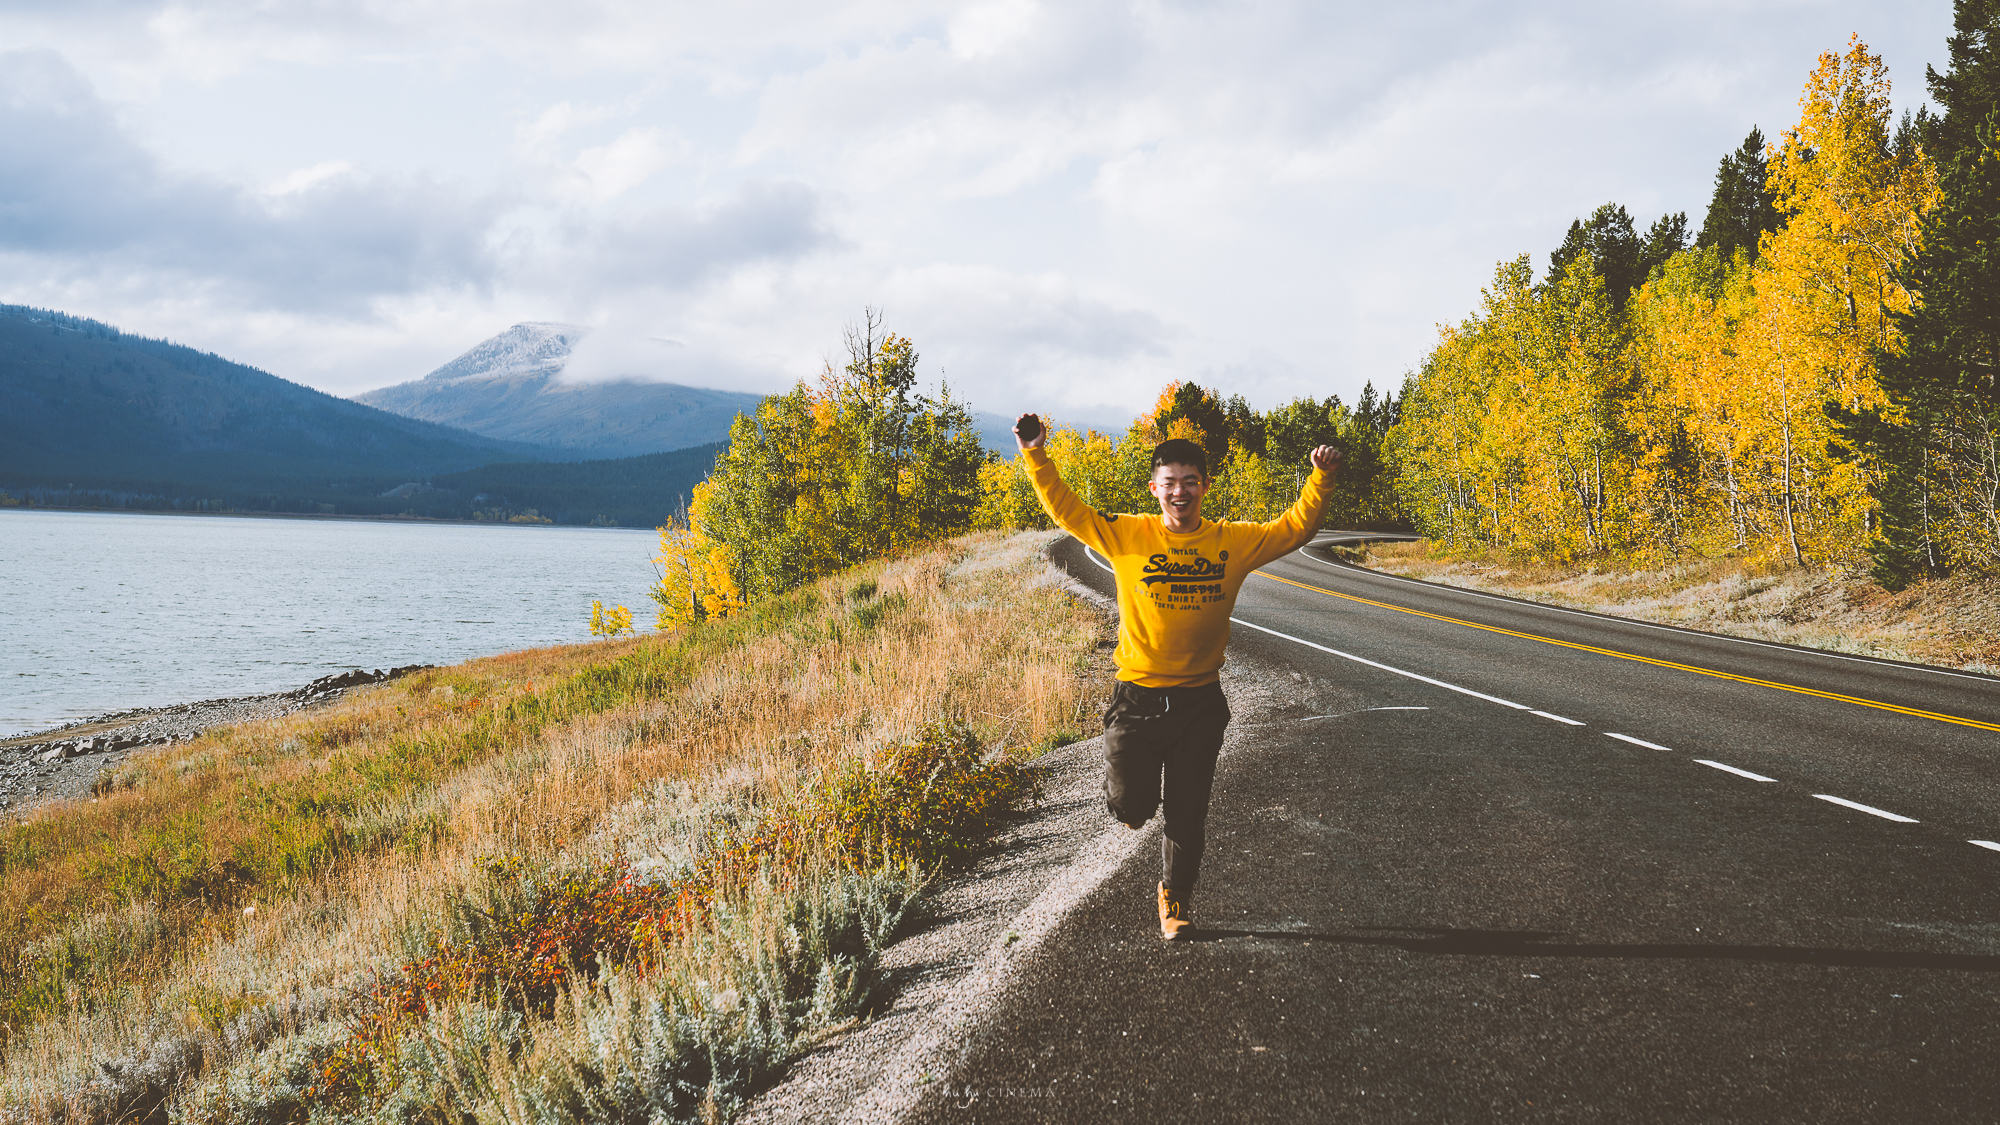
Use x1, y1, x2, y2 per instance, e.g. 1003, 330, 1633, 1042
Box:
0, 530, 1111, 1125
1343, 540, 2000, 673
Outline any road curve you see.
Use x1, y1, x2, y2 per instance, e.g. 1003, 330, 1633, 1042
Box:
904, 533, 2000, 1123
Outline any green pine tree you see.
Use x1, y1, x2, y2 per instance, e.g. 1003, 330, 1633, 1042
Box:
1549, 203, 1643, 309
1834, 1, 2000, 588
1225, 393, 1267, 456
1926, 0, 2000, 158
1152, 381, 1233, 469
1546, 204, 1688, 310
1695, 127, 1781, 264
1639, 211, 1691, 284
1891, 108, 1938, 169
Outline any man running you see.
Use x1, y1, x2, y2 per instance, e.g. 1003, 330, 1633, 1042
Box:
1015, 414, 1340, 939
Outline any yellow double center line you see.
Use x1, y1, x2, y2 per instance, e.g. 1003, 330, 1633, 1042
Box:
1255, 569, 2000, 734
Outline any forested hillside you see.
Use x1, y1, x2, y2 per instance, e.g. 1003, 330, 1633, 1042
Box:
425, 445, 722, 526
0, 305, 546, 513
0, 307, 726, 525
1388, 28, 1999, 589
656, 23, 2000, 631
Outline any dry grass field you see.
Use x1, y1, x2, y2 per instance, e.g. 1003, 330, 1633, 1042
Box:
0, 530, 1110, 1124
1348, 541, 2000, 673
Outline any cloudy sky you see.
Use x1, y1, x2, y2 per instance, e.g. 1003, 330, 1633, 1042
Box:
0, 1, 1953, 423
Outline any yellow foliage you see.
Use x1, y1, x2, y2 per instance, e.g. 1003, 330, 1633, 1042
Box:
973, 456, 1044, 531
1745, 36, 1940, 563
649, 508, 744, 629
679, 321, 988, 605
1393, 37, 1939, 569
587, 600, 634, 637
975, 413, 1325, 530
1389, 255, 1636, 561
1144, 382, 1184, 434
1206, 438, 1282, 522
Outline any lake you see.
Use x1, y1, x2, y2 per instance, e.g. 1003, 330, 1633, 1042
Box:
1, 509, 664, 738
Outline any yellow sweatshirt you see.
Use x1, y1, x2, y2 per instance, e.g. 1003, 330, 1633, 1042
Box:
1024, 447, 1334, 687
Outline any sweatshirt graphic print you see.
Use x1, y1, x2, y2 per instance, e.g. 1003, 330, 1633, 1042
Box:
1023, 447, 1333, 687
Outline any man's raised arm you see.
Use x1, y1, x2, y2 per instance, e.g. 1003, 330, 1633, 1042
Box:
1247, 444, 1343, 566
1015, 412, 1119, 553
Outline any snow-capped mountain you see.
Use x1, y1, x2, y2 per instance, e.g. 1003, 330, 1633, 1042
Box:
420, 322, 589, 385
355, 324, 763, 461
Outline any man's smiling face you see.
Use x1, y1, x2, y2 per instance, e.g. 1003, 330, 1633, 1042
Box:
1148, 462, 1208, 527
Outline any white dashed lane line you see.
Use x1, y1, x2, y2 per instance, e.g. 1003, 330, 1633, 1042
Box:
1688, 760, 2000, 852
1605, 732, 1673, 751
1694, 759, 1778, 783
1813, 794, 1919, 823
1229, 617, 1534, 711
1531, 710, 1584, 726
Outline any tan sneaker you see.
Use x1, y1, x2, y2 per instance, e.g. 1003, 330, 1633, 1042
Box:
1157, 882, 1192, 940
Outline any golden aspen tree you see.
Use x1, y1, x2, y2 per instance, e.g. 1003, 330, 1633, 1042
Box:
1011, 422, 1151, 518
1628, 247, 1752, 554
1395, 254, 1639, 560
588, 600, 634, 636
1511, 257, 1633, 557
1751, 37, 1939, 564
974, 456, 1046, 530
973, 418, 1138, 532
1393, 40, 1939, 569
649, 510, 743, 628
687, 319, 986, 603
1391, 313, 1509, 549
1206, 438, 1282, 521
1461, 256, 1550, 551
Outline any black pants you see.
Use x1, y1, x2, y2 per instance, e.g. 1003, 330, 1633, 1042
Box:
1102, 680, 1230, 893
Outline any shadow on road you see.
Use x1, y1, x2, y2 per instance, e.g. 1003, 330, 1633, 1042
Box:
1184, 924, 2000, 970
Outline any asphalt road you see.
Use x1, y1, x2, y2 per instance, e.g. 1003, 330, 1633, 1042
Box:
907, 534, 2000, 1123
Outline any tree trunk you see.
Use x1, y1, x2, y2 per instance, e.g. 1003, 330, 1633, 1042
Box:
1781, 405, 1804, 566
1593, 447, 1606, 552
1725, 451, 1746, 548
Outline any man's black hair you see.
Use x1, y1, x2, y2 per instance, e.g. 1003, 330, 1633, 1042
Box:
1150, 438, 1208, 476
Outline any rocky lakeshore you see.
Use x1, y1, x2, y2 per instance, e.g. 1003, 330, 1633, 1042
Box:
0, 665, 433, 816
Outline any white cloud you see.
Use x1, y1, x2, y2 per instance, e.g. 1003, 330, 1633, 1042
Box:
558, 329, 784, 396
515, 100, 620, 157
0, 0, 1957, 414
566, 127, 683, 202
948, 0, 1040, 62
868, 263, 1172, 414
529, 179, 837, 293
262, 159, 358, 198
0, 50, 502, 313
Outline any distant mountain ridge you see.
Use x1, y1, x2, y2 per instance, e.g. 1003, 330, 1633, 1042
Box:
355, 324, 764, 461
0, 304, 728, 525
0, 304, 552, 505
